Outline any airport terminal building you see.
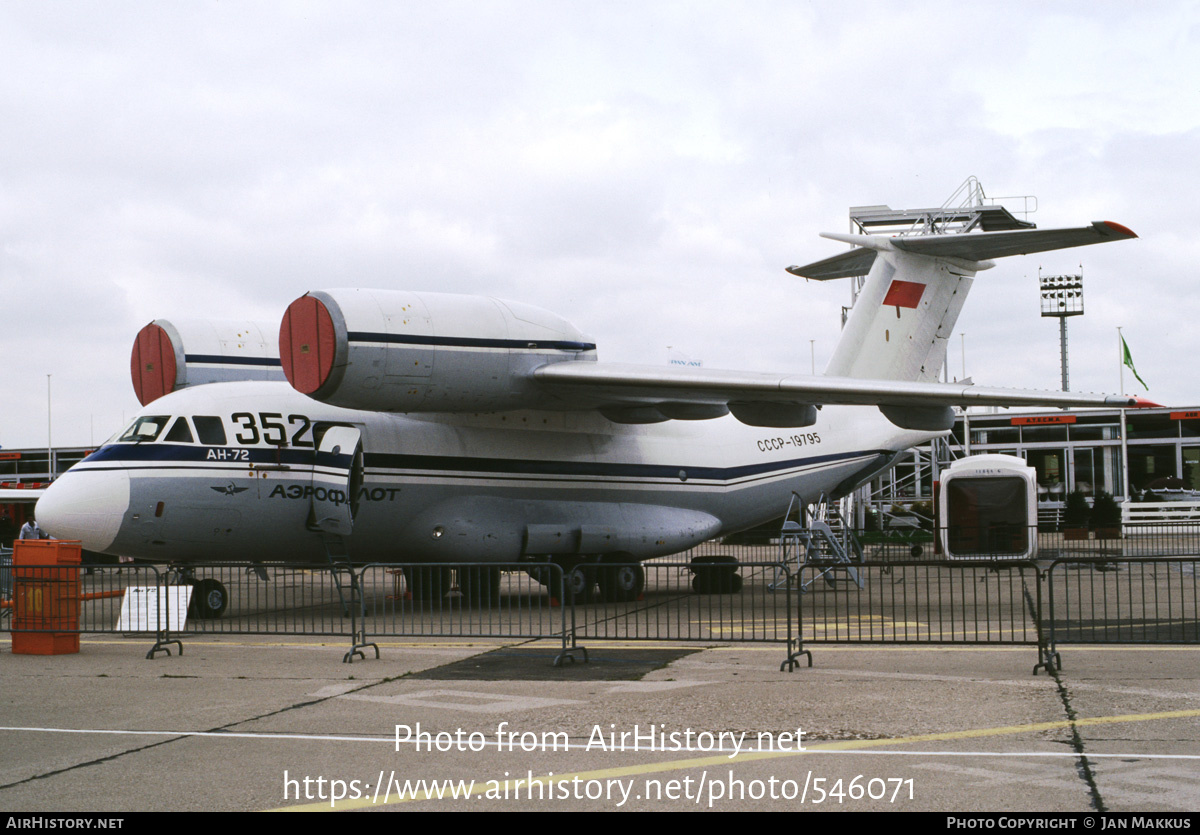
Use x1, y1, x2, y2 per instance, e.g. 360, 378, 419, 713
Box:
870, 405, 1200, 524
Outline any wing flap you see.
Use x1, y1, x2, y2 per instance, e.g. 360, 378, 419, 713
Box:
534, 361, 1137, 413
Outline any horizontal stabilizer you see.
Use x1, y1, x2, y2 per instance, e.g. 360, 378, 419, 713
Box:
786, 247, 878, 280
788, 221, 1137, 280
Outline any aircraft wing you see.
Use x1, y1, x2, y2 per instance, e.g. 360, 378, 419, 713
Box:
533, 362, 1139, 411
787, 221, 1138, 280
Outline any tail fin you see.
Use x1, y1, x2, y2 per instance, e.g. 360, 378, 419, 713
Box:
823, 243, 976, 381
787, 221, 1137, 382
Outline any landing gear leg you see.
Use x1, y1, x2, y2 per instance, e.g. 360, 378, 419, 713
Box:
404, 566, 451, 603
457, 566, 502, 607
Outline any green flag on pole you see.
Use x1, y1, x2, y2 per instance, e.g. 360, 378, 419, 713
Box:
1121, 334, 1148, 390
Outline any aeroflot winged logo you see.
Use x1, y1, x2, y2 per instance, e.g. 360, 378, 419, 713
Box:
211, 483, 250, 496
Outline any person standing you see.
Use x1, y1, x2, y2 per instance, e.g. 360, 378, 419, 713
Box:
19, 513, 45, 540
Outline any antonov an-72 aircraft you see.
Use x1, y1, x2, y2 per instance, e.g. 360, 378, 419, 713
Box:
36, 215, 1139, 614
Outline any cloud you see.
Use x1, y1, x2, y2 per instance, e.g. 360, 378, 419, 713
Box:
1, 2, 1197, 448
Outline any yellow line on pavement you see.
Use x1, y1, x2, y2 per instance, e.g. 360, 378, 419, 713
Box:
268, 706, 1200, 811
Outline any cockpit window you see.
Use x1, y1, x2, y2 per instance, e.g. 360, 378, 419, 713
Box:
164, 417, 194, 444
193, 416, 227, 446
118, 416, 171, 443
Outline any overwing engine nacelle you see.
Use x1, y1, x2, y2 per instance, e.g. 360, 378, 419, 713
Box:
279, 289, 598, 412
131, 319, 284, 405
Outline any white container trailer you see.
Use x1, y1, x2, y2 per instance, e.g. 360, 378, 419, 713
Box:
939, 454, 1038, 560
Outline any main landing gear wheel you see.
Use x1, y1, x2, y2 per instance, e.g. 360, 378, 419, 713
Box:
690, 555, 743, 595
525, 564, 554, 587
188, 578, 229, 619
565, 565, 597, 603
404, 566, 451, 602
597, 563, 645, 603
457, 566, 502, 607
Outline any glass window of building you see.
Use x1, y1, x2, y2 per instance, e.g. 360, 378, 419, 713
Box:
971, 426, 1020, 445
1128, 445, 1179, 494
1179, 419, 1200, 439
1183, 448, 1200, 491
1026, 448, 1067, 502
1022, 425, 1069, 443
1072, 448, 1096, 497
1128, 414, 1179, 440
1100, 447, 1124, 497
1069, 421, 1120, 441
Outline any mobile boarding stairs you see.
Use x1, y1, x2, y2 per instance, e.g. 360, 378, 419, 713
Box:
773, 493, 865, 592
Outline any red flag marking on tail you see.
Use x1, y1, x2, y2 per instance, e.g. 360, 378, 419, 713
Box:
882, 280, 926, 309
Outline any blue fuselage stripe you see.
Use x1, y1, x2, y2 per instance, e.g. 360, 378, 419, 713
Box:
346, 332, 597, 352
184, 354, 283, 367
78, 444, 887, 483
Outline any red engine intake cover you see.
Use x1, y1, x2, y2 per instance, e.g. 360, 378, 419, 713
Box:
279, 295, 336, 395
130, 323, 178, 406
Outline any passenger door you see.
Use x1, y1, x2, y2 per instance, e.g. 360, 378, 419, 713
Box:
309, 425, 363, 536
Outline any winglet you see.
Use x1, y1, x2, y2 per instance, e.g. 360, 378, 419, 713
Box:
1097, 220, 1138, 239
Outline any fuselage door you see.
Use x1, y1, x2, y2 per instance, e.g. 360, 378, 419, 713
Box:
310, 424, 363, 536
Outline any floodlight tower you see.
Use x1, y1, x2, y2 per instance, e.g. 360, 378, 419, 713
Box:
1039, 267, 1084, 391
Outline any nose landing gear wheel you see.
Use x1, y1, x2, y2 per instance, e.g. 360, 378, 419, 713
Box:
187, 578, 229, 619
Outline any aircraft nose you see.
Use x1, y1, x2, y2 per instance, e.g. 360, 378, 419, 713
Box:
35, 470, 131, 553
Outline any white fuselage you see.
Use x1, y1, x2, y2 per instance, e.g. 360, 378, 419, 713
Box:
36, 381, 935, 565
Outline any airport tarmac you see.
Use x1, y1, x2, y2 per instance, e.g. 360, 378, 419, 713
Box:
1, 634, 1198, 813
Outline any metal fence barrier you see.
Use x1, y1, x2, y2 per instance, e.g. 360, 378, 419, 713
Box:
783, 559, 1046, 672
567, 560, 792, 645
2, 563, 178, 657
149, 562, 360, 642
1044, 557, 1200, 653
356, 563, 583, 666
351, 560, 789, 662
722, 522, 1200, 564
793, 560, 1041, 643
2, 550, 1198, 671
1, 547, 11, 612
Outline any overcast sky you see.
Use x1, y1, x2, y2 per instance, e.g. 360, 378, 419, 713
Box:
2, 1, 1197, 450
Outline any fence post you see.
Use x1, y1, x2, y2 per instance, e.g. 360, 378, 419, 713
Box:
147, 565, 183, 660
781, 563, 810, 671
1031, 562, 1061, 675
344, 564, 378, 663
553, 563, 588, 667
